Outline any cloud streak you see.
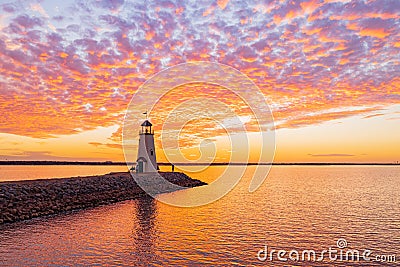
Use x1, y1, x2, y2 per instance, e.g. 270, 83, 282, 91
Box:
308, 153, 355, 157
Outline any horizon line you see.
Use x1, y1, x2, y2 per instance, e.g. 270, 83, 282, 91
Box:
0, 161, 398, 166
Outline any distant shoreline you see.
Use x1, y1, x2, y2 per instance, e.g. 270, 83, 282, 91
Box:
0, 161, 398, 166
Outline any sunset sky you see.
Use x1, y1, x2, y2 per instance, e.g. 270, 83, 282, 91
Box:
0, 0, 399, 163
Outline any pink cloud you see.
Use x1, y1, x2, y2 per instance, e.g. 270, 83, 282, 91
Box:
0, 0, 398, 140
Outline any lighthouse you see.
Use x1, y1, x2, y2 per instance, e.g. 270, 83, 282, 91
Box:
136, 119, 158, 173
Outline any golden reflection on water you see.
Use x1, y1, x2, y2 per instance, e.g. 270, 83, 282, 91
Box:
131, 197, 157, 262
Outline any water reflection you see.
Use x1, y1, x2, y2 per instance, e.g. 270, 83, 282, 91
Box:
0, 166, 399, 266
131, 196, 158, 264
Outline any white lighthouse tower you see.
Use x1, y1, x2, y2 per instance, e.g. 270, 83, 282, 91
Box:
136, 119, 158, 173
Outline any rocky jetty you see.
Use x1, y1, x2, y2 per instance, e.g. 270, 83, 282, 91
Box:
0, 172, 206, 224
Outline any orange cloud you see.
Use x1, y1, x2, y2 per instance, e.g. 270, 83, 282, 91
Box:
203, 6, 214, 16
300, 0, 321, 15
359, 28, 390, 39
217, 0, 229, 10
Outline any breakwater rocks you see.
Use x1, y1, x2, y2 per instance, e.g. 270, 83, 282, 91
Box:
0, 172, 206, 224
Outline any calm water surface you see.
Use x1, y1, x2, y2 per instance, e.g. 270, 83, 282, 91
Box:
0, 166, 399, 266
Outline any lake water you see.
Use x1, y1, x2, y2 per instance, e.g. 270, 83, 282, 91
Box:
0, 166, 399, 266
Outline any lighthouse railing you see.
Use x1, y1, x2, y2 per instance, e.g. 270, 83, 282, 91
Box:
139, 129, 154, 135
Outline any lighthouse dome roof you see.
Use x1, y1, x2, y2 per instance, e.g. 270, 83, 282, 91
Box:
141, 120, 152, 126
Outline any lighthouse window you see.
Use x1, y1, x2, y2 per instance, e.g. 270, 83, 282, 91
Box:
150, 149, 153, 156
